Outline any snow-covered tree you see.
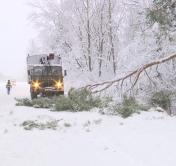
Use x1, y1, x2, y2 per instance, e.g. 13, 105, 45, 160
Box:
28, 0, 176, 97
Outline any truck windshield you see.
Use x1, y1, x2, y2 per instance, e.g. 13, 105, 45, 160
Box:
31, 66, 62, 76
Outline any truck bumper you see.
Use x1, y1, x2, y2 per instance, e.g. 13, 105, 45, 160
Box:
31, 87, 64, 98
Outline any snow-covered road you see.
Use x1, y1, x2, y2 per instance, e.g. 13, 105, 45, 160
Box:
0, 82, 176, 166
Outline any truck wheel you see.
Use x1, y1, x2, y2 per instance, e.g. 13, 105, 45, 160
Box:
59, 91, 64, 95
31, 91, 37, 99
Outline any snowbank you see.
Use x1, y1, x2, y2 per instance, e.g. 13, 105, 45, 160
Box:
0, 82, 176, 166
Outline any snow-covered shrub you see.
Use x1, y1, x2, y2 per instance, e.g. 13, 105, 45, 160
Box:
113, 95, 140, 118
21, 120, 58, 130
16, 89, 111, 112
16, 97, 56, 108
98, 97, 113, 108
15, 98, 33, 107
55, 96, 72, 111
64, 123, 71, 127
150, 91, 171, 110
54, 88, 103, 112
68, 88, 102, 111
32, 98, 56, 108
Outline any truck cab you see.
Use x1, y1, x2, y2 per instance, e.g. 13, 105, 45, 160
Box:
27, 53, 65, 99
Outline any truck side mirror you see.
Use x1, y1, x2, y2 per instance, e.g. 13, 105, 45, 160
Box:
64, 70, 67, 76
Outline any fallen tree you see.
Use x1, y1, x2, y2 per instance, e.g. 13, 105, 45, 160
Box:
85, 53, 176, 93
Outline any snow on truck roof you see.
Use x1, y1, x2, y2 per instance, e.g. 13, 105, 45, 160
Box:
27, 64, 62, 67
27, 53, 61, 57
27, 54, 62, 66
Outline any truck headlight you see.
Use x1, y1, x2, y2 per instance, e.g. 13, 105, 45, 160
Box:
55, 81, 63, 89
32, 81, 40, 89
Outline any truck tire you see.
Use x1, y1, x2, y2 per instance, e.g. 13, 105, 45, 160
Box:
30, 87, 37, 99
60, 91, 64, 95
31, 91, 37, 99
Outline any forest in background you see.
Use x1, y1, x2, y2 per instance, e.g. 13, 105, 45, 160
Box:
28, 0, 176, 100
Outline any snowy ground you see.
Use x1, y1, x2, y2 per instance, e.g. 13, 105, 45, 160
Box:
0, 82, 176, 166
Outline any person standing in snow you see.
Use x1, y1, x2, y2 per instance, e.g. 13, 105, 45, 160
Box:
6, 80, 12, 95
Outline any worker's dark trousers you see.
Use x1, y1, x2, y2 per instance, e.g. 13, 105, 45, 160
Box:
7, 88, 11, 95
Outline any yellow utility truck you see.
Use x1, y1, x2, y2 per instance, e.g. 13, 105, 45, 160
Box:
27, 53, 66, 99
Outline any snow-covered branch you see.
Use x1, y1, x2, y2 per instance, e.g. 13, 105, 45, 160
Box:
85, 53, 176, 93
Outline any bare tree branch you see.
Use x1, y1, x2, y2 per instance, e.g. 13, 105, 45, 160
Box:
84, 53, 176, 93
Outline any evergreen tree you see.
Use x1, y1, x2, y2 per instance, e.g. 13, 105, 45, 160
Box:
147, 0, 176, 31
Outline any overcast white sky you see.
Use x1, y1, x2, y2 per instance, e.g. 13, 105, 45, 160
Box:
0, 0, 35, 79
